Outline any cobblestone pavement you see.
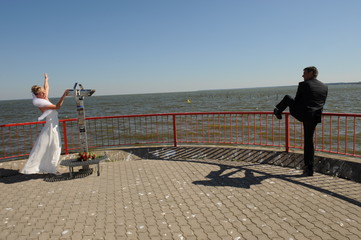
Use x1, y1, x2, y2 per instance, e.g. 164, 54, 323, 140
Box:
1, 150, 361, 239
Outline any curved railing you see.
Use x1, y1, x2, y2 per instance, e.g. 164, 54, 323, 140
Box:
1, 111, 361, 161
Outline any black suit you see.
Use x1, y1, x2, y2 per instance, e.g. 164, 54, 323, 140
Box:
276, 78, 328, 172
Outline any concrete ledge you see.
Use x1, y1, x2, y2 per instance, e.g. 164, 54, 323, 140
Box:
1, 146, 361, 183
316, 156, 361, 182
121, 146, 361, 183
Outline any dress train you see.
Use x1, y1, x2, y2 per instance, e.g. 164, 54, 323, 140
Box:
20, 110, 62, 174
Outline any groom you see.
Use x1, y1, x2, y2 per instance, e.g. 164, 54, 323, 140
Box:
273, 66, 328, 176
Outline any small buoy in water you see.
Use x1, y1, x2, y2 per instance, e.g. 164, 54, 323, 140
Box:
187, 98, 191, 104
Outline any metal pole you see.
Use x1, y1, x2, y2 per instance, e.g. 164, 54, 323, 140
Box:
67, 83, 95, 171
75, 94, 89, 153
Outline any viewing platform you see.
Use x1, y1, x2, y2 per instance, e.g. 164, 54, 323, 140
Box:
1, 111, 361, 239
1, 146, 361, 239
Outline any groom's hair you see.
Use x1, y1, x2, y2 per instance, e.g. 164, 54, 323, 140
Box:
304, 66, 318, 78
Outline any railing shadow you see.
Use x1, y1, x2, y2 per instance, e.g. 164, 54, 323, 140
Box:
123, 146, 361, 207
0, 171, 48, 184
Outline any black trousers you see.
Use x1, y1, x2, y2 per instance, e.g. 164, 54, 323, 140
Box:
276, 95, 318, 171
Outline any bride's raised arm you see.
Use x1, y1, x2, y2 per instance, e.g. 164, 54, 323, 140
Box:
43, 73, 49, 98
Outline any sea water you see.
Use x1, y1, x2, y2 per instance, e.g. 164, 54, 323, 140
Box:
1, 83, 361, 125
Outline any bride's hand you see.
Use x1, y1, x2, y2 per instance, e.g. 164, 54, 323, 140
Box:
44, 73, 48, 81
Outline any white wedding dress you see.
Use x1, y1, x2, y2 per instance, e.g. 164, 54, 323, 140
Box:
20, 99, 62, 174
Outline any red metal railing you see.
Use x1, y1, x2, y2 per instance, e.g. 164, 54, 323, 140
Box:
1, 111, 361, 161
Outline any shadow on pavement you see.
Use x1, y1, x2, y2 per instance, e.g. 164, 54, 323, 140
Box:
0, 168, 94, 183
124, 146, 361, 208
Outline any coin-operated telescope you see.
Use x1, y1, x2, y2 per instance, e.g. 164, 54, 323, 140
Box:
67, 83, 96, 155
67, 82, 96, 99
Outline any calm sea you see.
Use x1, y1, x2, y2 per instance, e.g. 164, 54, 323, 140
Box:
1, 83, 361, 125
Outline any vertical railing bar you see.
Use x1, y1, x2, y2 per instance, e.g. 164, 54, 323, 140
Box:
211, 114, 214, 143
292, 117, 296, 148
143, 116, 147, 144
122, 118, 126, 145
127, 117, 131, 144
207, 114, 210, 143
184, 115, 188, 143
271, 114, 274, 146
329, 115, 333, 153
140, 116, 143, 144
285, 113, 290, 152
159, 115, 162, 143
246, 113, 249, 144
189, 115, 192, 143
1, 127, 5, 158
111, 118, 115, 146
21, 125, 25, 157
15, 126, 19, 156
150, 116, 153, 143
241, 114, 244, 144
235, 114, 238, 144
106, 119, 110, 147
353, 116, 356, 155
219, 114, 221, 143
154, 116, 158, 143
221, 114, 224, 143
161, 115, 165, 144
168, 115, 172, 144
116, 118, 120, 146
253, 114, 256, 144
337, 116, 341, 153
173, 114, 177, 147
100, 119, 103, 147
62, 121, 69, 154
93, 120, 97, 148
321, 115, 325, 151
265, 114, 268, 146
278, 117, 281, 147
28, 123, 32, 156
218, 114, 221, 143
230, 113, 232, 144
196, 114, 199, 143
259, 114, 262, 145
345, 116, 348, 154
191, 115, 194, 143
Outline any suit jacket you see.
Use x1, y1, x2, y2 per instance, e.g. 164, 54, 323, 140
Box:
293, 78, 328, 123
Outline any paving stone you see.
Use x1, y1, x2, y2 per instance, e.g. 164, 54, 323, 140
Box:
0, 147, 360, 239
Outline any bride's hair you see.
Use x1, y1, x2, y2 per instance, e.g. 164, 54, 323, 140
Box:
31, 85, 43, 95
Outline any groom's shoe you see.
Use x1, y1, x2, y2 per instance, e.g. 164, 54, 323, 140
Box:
273, 108, 282, 120
302, 168, 314, 176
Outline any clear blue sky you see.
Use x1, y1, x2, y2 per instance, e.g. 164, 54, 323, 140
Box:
1, 0, 360, 100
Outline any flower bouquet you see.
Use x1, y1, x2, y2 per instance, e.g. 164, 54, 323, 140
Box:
77, 152, 97, 161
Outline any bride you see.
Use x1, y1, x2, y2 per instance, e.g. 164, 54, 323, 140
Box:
20, 73, 69, 175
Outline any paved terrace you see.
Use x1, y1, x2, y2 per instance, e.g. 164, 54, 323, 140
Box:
0, 147, 360, 240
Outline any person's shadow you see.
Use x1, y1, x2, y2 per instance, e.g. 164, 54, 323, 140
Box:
119, 146, 361, 207
193, 164, 268, 189
190, 161, 361, 207
192, 162, 301, 189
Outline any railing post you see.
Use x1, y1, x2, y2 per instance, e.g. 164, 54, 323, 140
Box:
62, 121, 69, 155
173, 115, 177, 147
285, 113, 290, 152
